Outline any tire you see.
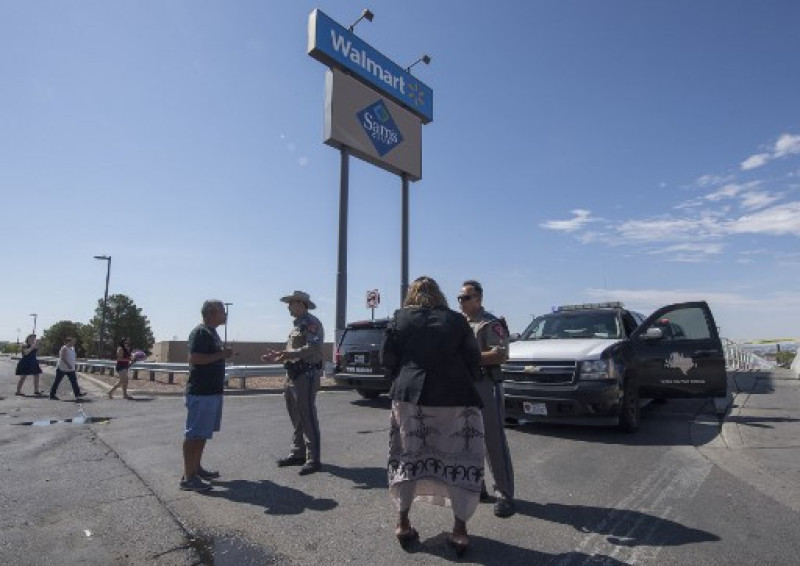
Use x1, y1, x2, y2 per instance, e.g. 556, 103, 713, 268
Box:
356, 389, 381, 400
503, 417, 521, 428
618, 377, 641, 433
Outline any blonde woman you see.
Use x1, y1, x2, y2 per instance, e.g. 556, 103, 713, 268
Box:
15, 334, 43, 396
381, 276, 484, 557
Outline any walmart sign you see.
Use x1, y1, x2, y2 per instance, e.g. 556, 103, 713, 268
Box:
308, 9, 433, 124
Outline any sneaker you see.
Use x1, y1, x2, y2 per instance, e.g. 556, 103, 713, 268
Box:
179, 476, 212, 492
298, 462, 321, 476
277, 455, 306, 467
197, 466, 220, 480
493, 497, 516, 518
49, 395, 59, 401
76, 392, 88, 398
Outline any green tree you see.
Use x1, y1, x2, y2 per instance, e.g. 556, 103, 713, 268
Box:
2, 342, 21, 354
40, 321, 91, 358
89, 294, 154, 358
776, 350, 796, 368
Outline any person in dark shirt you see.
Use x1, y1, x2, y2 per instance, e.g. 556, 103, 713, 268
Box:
382, 276, 483, 556
180, 300, 232, 492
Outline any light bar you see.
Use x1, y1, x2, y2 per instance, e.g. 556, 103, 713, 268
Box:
555, 301, 624, 312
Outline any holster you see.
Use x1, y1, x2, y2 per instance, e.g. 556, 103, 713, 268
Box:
284, 360, 321, 380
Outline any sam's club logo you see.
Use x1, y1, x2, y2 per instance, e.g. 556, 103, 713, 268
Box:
356, 100, 403, 157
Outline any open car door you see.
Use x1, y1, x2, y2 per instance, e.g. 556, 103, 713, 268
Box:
630, 301, 727, 399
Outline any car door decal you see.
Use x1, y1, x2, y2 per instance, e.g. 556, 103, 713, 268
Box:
664, 352, 697, 376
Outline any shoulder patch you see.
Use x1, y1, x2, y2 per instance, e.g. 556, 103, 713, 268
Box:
307, 324, 319, 334
491, 322, 506, 339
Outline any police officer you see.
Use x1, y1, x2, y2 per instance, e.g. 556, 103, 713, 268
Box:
261, 290, 324, 476
458, 280, 516, 517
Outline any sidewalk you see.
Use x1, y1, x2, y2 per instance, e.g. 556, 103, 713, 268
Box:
698, 368, 800, 513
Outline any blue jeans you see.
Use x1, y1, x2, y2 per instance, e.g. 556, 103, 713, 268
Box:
51, 369, 81, 398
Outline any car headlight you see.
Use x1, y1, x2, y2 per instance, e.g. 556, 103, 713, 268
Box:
580, 359, 609, 380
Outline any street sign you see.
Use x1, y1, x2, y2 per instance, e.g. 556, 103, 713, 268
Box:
366, 289, 380, 309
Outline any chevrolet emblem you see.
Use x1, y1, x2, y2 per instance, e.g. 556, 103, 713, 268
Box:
523, 365, 542, 373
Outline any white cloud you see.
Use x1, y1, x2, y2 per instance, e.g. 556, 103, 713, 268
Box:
649, 243, 723, 255
695, 174, 731, 188
727, 202, 800, 236
540, 209, 595, 232
774, 133, 800, 157
705, 183, 747, 201
739, 191, 781, 210
741, 153, 770, 170
616, 214, 725, 243
297, 156, 310, 167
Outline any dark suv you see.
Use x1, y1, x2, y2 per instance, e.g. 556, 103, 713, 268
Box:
333, 319, 392, 399
502, 301, 727, 432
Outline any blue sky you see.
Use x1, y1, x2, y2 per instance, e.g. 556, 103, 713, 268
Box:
2, 0, 799, 345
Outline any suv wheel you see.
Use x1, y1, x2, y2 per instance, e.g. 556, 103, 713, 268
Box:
356, 389, 381, 400
618, 377, 641, 433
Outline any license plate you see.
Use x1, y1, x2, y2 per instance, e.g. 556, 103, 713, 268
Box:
523, 402, 547, 416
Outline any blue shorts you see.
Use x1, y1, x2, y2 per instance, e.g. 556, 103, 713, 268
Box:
185, 394, 223, 439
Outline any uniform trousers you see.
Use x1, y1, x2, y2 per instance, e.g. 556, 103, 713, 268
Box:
284, 368, 321, 464
474, 378, 515, 500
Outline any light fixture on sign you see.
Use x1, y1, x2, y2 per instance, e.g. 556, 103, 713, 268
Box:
348, 9, 374, 32
406, 54, 431, 73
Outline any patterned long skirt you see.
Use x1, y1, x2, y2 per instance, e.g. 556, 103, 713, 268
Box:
388, 400, 485, 521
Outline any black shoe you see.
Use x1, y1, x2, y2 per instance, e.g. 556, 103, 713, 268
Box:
197, 466, 220, 480
277, 455, 306, 467
494, 498, 516, 518
298, 462, 321, 475
49, 395, 59, 400
76, 392, 88, 398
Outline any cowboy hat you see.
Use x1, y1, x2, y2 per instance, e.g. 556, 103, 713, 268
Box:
280, 290, 316, 310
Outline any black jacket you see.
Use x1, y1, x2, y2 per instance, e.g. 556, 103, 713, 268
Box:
382, 306, 483, 408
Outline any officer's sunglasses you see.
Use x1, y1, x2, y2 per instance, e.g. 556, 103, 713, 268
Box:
457, 295, 475, 303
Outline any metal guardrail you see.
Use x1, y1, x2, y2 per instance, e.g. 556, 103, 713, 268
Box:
34, 356, 286, 389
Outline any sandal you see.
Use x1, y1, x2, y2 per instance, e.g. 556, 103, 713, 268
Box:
395, 527, 419, 549
448, 533, 469, 558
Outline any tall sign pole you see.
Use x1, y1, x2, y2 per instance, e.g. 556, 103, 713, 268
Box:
308, 8, 431, 330
336, 146, 350, 339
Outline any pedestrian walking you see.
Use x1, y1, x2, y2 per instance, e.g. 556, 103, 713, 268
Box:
180, 300, 232, 492
261, 290, 324, 476
459, 279, 516, 518
381, 276, 484, 557
50, 337, 87, 400
15, 334, 44, 396
108, 338, 134, 399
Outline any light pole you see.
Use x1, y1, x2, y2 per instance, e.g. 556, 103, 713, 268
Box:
223, 302, 233, 349
29, 313, 37, 335
93, 255, 111, 358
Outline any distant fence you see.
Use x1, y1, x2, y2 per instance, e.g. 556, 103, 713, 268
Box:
722, 339, 777, 371
33, 356, 289, 389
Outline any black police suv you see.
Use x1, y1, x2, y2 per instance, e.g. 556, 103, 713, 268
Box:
502, 301, 727, 432
333, 318, 391, 399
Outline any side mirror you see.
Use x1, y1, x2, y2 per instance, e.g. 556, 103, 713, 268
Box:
509, 333, 521, 343
642, 327, 664, 340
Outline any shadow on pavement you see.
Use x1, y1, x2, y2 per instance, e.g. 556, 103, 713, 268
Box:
206, 479, 338, 515
403, 531, 628, 565
514, 499, 719, 547
724, 414, 800, 429
322, 463, 386, 490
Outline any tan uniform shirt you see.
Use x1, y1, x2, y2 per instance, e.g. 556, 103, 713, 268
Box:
467, 308, 509, 381
285, 311, 324, 365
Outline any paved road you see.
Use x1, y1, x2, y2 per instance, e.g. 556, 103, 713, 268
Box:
1, 360, 799, 565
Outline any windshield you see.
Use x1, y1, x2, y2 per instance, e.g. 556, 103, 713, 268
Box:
520, 310, 623, 340
340, 328, 386, 349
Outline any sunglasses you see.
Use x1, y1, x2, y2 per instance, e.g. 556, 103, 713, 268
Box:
457, 295, 475, 303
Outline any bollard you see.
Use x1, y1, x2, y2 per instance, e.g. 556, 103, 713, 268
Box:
239, 376, 246, 389
150, 371, 156, 382
168, 372, 174, 384
132, 370, 139, 380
